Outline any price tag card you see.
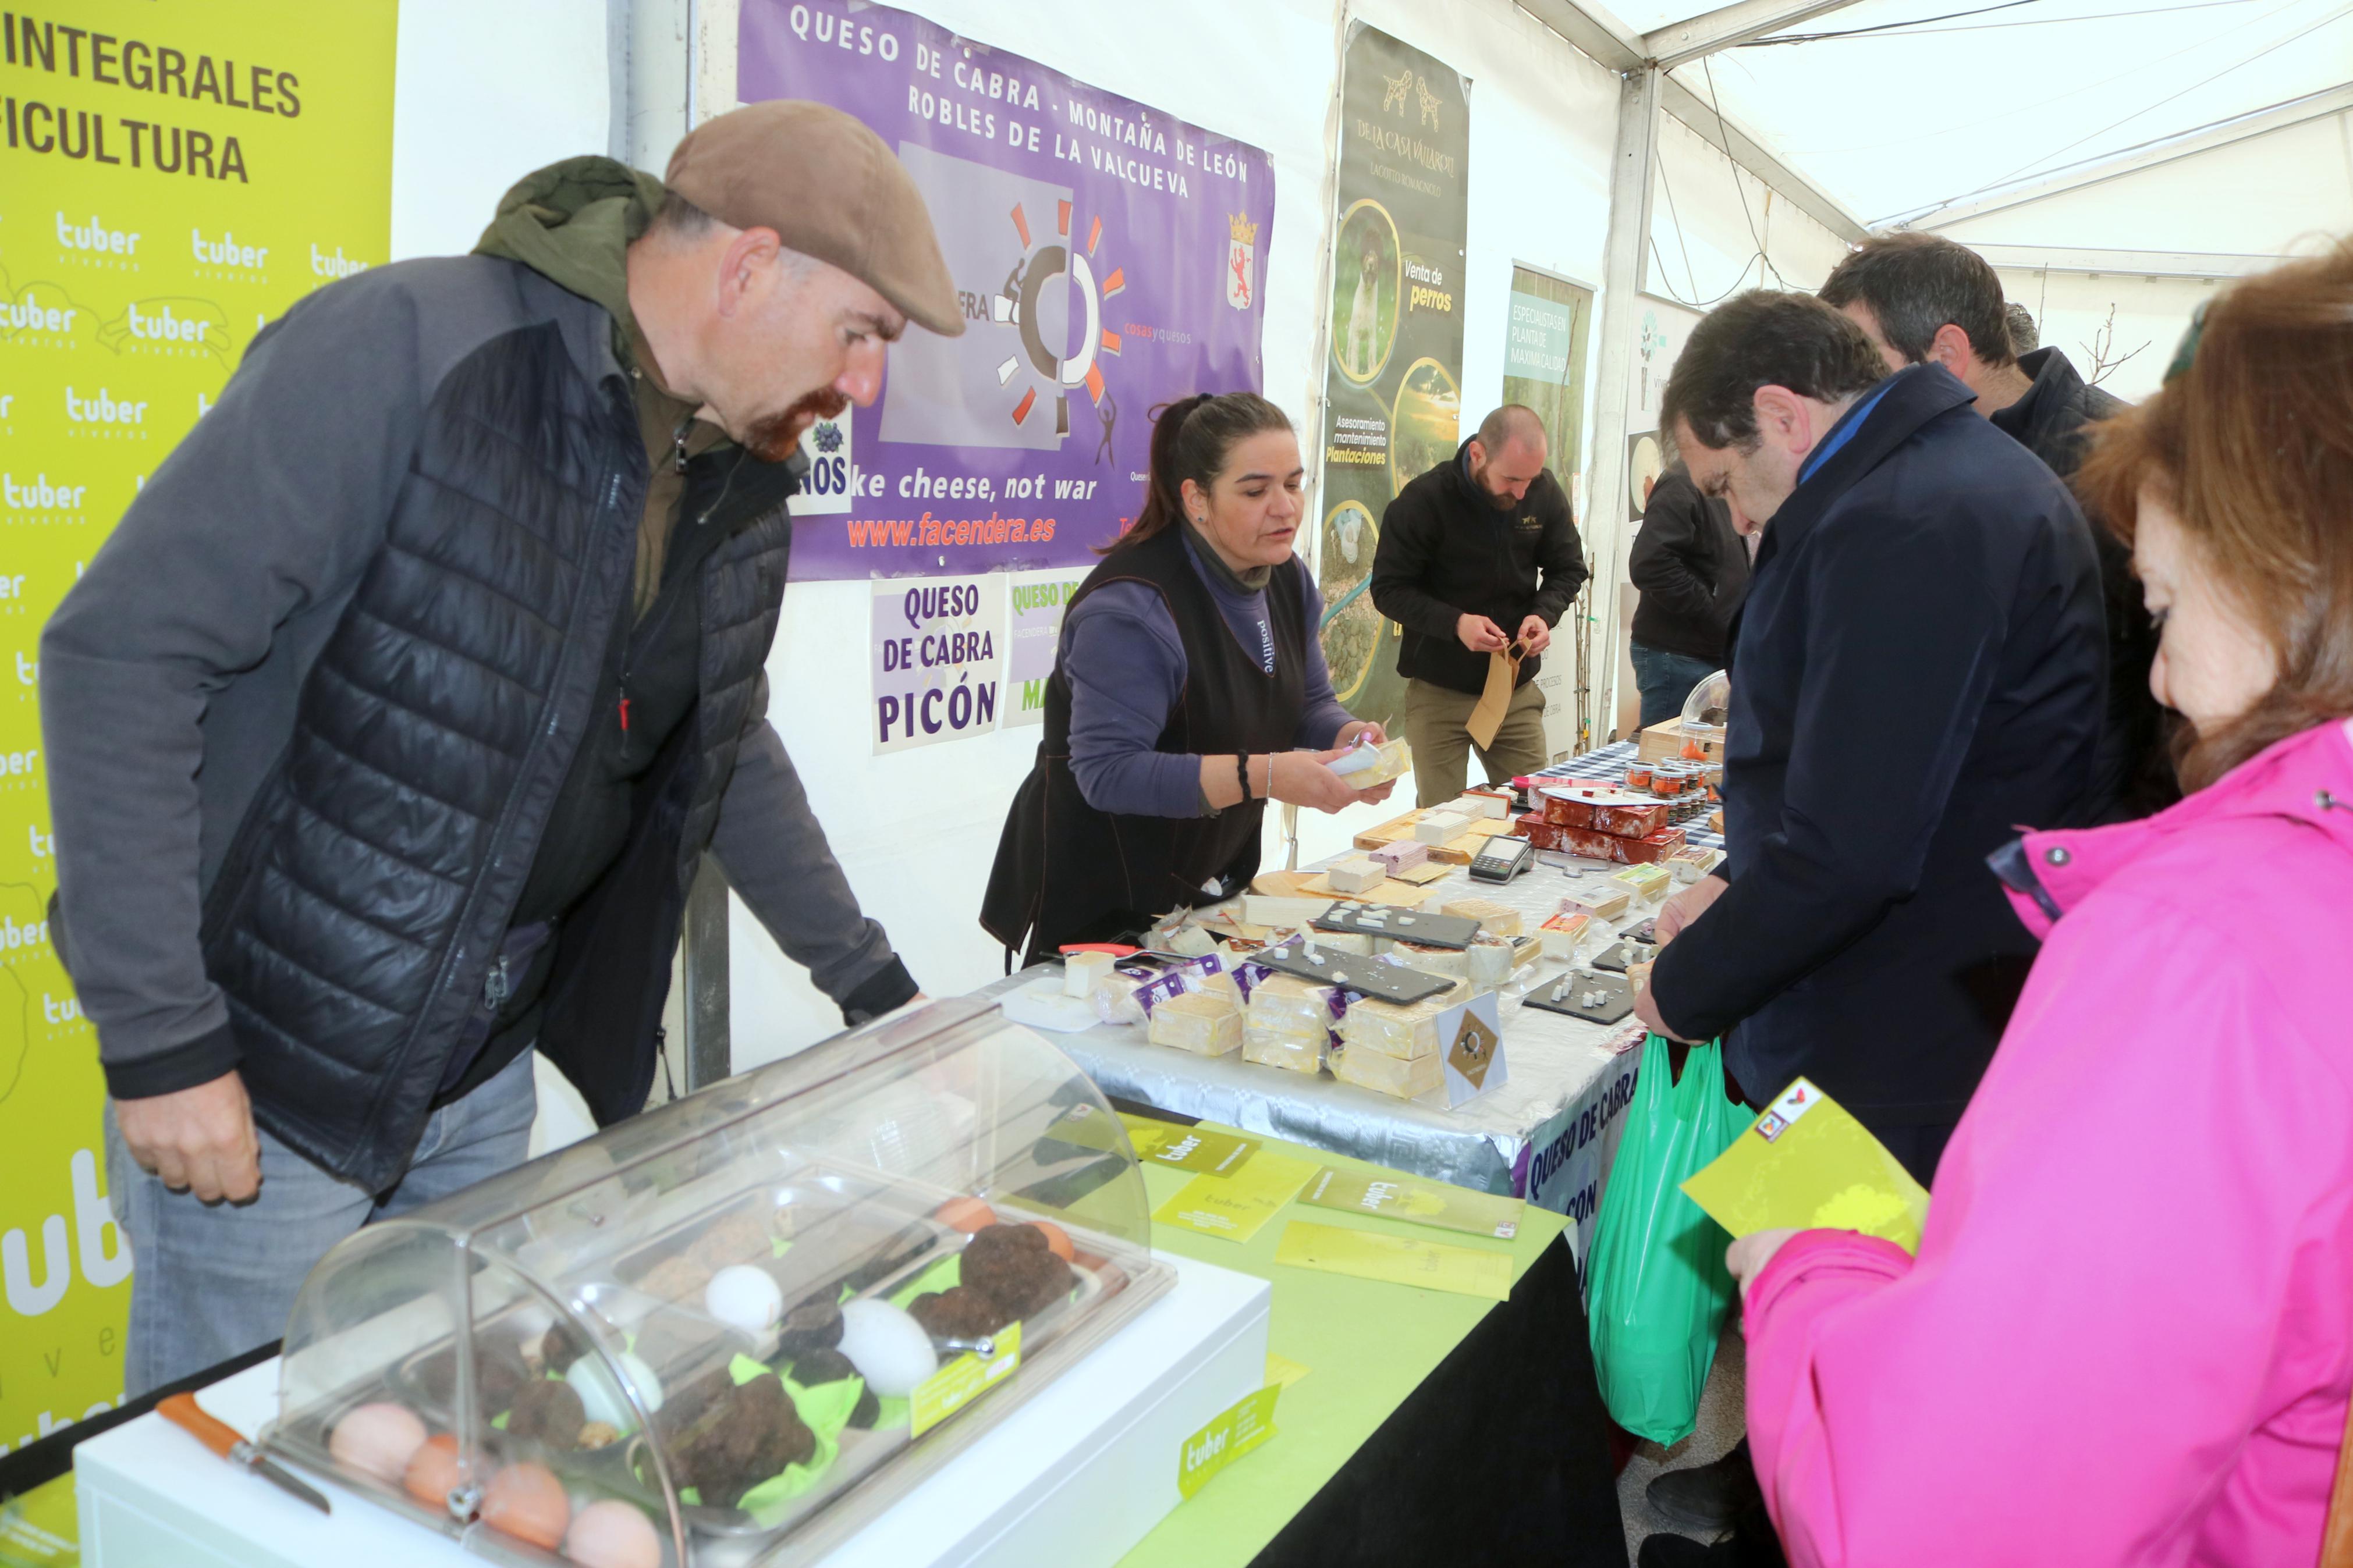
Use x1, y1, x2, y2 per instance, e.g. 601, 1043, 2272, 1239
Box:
1153, 1152, 1319, 1243
1177, 1384, 1282, 1499
909, 1320, 1023, 1438
1146, 1126, 1259, 1176
1273, 1220, 1514, 1301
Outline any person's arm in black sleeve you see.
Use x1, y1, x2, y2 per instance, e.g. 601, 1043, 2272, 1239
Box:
712, 672, 919, 1025
1367, 490, 1461, 639
1647, 513, 2005, 1039
1526, 479, 1590, 627
1628, 475, 1719, 630
40, 278, 421, 1100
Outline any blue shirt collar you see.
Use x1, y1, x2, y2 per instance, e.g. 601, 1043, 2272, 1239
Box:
1797, 380, 1895, 485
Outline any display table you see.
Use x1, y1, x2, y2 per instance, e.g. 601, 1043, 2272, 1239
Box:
1119, 1121, 1621, 1567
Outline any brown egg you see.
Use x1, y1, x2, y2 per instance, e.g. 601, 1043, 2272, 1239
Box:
934, 1195, 997, 1233
328, 1402, 427, 1485
482, 1460, 570, 1550
563, 1498, 663, 1568
1029, 1221, 1075, 1262
402, 1432, 469, 1511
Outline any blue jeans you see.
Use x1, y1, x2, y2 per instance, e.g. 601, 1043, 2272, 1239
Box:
1631, 643, 1720, 730
106, 1046, 538, 1398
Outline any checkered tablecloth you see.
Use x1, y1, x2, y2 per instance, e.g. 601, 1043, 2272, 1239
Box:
1530, 741, 1724, 851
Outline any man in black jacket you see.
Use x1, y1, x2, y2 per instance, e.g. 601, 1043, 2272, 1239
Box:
1371, 405, 1589, 806
44, 104, 951, 1395
1628, 445, 1749, 727
1635, 291, 2104, 1185
1819, 233, 2173, 819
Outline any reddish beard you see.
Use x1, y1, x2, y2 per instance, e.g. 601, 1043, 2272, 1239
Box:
742, 387, 851, 463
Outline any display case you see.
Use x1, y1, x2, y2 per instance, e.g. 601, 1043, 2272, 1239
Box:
262, 998, 1172, 1568
1677, 669, 1730, 738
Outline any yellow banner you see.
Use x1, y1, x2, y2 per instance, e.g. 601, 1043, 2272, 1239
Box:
1, 0, 396, 1451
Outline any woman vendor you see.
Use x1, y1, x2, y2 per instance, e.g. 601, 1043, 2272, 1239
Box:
982, 393, 1393, 965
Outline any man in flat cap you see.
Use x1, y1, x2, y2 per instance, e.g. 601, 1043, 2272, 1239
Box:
42, 102, 962, 1393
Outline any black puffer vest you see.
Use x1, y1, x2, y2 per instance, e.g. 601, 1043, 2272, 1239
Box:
197, 314, 792, 1193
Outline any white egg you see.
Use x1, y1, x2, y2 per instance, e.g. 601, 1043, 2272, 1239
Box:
836, 1299, 938, 1397
565, 1349, 664, 1433
703, 1265, 783, 1334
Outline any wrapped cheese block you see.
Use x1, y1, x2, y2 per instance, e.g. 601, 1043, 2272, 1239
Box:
1539, 911, 1591, 959
1613, 863, 1673, 901
1369, 840, 1429, 876
1465, 936, 1513, 989
1330, 1042, 1446, 1100
1338, 991, 1460, 1059
1559, 881, 1632, 919
1243, 1029, 1326, 1074
1147, 990, 1243, 1055
1326, 857, 1386, 894
1667, 845, 1727, 883
1538, 789, 1669, 838
1440, 896, 1522, 938
1458, 790, 1511, 820
1246, 973, 1336, 1033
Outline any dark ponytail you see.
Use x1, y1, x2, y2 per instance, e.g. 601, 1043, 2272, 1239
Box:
1106, 392, 1294, 553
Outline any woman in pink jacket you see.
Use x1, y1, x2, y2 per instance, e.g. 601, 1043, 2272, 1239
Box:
1731, 243, 2353, 1566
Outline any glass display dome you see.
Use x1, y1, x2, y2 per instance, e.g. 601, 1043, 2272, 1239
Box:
1677, 669, 1730, 738
263, 997, 1170, 1567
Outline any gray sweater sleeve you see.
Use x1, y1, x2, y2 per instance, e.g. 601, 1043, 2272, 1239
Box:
711, 671, 918, 1023
41, 279, 424, 1098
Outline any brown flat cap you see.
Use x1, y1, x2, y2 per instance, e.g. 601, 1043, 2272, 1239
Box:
666, 101, 964, 337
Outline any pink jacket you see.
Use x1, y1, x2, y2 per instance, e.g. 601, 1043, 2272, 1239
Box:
1746, 719, 2353, 1567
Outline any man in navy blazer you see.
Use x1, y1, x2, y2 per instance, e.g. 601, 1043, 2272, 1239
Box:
1637, 290, 2106, 1185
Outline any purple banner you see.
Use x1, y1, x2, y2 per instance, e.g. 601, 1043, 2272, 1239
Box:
741, 0, 1277, 579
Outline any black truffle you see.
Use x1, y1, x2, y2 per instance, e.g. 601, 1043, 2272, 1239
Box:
775, 1299, 843, 1361
663, 1374, 815, 1508
907, 1286, 1011, 1341
788, 1347, 859, 1386
959, 1225, 1073, 1321
505, 1378, 586, 1451
414, 1343, 528, 1416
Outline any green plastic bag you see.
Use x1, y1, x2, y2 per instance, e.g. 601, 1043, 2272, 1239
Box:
1586, 1033, 1743, 1445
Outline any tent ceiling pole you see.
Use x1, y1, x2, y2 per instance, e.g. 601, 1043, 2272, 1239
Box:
1515, 0, 1869, 241
1644, 0, 1879, 70
1584, 65, 1662, 744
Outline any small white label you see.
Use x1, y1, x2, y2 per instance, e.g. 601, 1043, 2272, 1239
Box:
1754, 1077, 1822, 1143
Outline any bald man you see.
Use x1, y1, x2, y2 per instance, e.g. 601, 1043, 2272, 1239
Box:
1371, 404, 1589, 805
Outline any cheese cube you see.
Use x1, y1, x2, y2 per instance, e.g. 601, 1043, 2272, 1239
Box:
1466, 937, 1513, 989
1331, 1041, 1446, 1099
1326, 857, 1386, 894
1148, 990, 1244, 1055
1440, 897, 1522, 938
1414, 812, 1468, 845
1062, 949, 1115, 999
1458, 791, 1510, 820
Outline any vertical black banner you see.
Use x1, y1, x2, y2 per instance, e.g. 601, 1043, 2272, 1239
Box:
1314, 23, 1471, 730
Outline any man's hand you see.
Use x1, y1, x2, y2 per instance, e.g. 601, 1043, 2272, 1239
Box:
1456, 613, 1509, 654
1632, 980, 1698, 1044
115, 1071, 261, 1204
1516, 615, 1552, 657
1658, 872, 1730, 943
1727, 1228, 1802, 1299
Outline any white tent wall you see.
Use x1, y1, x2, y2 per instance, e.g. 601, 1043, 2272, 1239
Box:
1648, 109, 1852, 308
1988, 268, 2209, 405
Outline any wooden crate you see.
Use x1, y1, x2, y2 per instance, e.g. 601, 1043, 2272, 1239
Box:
1636, 718, 1724, 765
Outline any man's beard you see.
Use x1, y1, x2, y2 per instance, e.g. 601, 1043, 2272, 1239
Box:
742, 387, 850, 463
1469, 461, 1516, 511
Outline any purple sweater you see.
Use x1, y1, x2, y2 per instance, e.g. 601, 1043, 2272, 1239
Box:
1064, 532, 1355, 817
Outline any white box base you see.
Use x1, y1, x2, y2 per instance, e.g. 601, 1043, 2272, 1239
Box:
76, 1251, 1268, 1568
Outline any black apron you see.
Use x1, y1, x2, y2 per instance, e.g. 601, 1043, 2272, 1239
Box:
982, 527, 1308, 966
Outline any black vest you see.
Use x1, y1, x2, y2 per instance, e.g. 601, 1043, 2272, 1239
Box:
982, 527, 1306, 965
197, 317, 792, 1194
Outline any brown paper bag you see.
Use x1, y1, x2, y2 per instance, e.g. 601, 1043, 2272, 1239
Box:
1465, 648, 1520, 749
